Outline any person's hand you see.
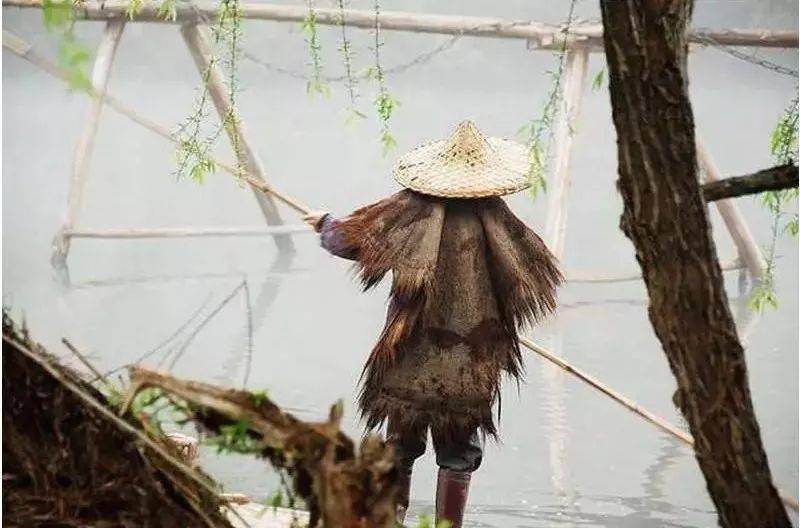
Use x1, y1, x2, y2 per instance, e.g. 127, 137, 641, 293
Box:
303, 211, 329, 232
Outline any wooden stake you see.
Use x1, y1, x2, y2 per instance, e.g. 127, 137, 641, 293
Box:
544, 46, 589, 260
180, 23, 294, 254
696, 139, 767, 280
51, 19, 125, 270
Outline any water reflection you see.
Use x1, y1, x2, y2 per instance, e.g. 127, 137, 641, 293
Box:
216, 252, 294, 387
419, 435, 711, 527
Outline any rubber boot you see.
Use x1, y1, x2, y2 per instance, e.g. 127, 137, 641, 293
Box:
396, 464, 413, 526
435, 468, 471, 528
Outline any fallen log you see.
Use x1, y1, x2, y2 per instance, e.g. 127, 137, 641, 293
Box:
2, 313, 234, 527
125, 366, 399, 528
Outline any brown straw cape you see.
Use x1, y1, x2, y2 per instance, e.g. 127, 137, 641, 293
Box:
393, 120, 530, 198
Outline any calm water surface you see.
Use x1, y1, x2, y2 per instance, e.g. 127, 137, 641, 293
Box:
3, 2, 798, 526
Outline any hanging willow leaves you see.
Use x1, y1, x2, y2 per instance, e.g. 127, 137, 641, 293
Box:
518, 0, 577, 201
371, 0, 400, 154
301, 1, 330, 97
749, 96, 798, 312
335, 0, 365, 123
173, 0, 245, 183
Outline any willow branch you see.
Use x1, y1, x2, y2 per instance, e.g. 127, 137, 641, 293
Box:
702, 164, 798, 202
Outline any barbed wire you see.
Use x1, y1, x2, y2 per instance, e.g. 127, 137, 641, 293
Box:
242, 32, 463, 83
241, 19, 543, 83
694, 34, 798, 77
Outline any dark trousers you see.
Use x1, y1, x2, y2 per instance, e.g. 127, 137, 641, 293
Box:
388, 420, 484, 473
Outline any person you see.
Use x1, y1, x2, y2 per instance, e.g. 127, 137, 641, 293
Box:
304, 121, 562, 528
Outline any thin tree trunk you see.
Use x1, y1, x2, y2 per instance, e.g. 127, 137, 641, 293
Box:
599, 1, 790, 527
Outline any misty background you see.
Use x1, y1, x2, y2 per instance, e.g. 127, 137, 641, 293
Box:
3, 1, 798, 526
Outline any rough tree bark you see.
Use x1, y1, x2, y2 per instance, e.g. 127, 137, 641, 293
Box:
701, 164, 798, 202
599, 1, 790, 527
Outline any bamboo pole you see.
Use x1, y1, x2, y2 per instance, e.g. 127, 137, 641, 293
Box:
697, 139, 767, 280
519, 336, 799, 511
65, 225, 310, 239
2, 30, 312, 217
180, 23, 294, 254
50, 19, 125, 270
544, 46, 589, 260
3, 0, 798, 49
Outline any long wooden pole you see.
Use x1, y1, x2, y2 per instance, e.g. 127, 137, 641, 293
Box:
697, 139, 767, 280
544, 46, 589, 259
181, 23, 294, 254
66, 225, 311, 239
0, 1, 786, 51
519, 336, 798, 511
4, 0, 797, 48
50, 19, 125, 270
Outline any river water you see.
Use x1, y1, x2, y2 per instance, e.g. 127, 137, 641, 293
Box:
3, 1, 798, 526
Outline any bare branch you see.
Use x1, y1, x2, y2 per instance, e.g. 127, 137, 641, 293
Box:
702, 164, 798, 202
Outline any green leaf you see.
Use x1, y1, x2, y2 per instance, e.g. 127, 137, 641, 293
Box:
748, 285, 779, 313
125, 0, 144, 20
769, 99, 798, 165
380, 131, 397, 155
266, 489, 284, 510
344, 108, 367, 126
250, 389, 270, 406
157, 0, 177, 21
591, 67, 606, 91
57, 34, 92, 92
306, 79, 331, 98
413, 515, 451, 528
42, 0, 72, 29
359, 66, 378, 80
375, 92, 400, 122
785, 214, 799, 237
206, 419, 259, 454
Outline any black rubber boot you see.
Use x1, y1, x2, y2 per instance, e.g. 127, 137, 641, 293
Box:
435, 468, 471, 528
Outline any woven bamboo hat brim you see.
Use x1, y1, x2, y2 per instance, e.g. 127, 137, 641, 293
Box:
393, 120, 530, 198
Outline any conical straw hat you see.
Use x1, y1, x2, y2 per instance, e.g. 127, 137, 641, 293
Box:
393, 120, 530, 198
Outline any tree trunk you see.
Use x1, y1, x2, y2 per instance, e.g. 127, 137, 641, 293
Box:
599, 2, 790, 527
